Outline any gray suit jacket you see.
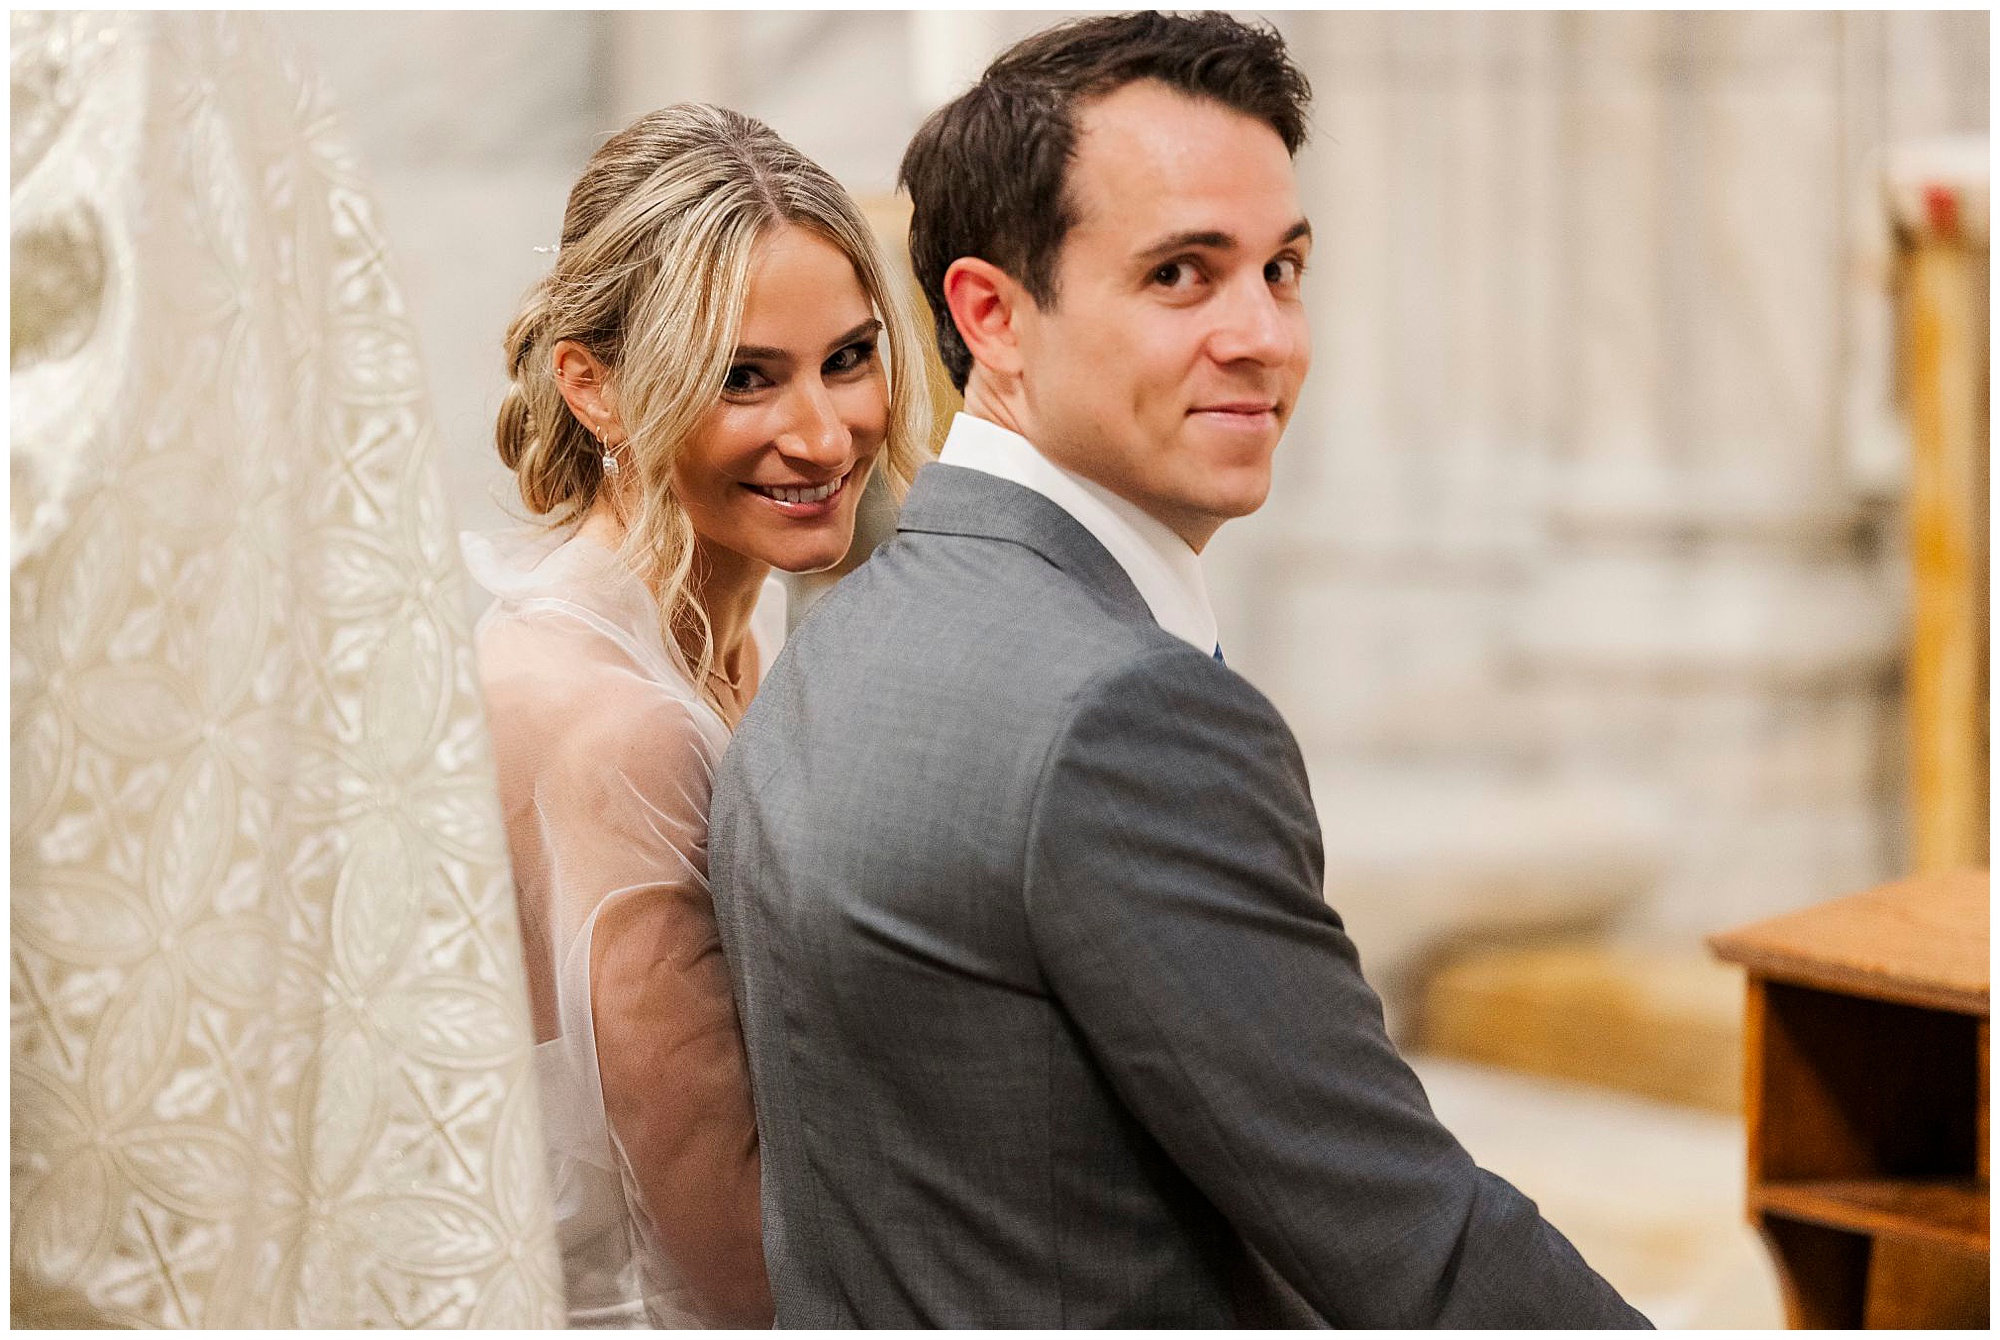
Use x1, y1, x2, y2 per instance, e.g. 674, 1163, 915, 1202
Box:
710, 462, 1650, 1328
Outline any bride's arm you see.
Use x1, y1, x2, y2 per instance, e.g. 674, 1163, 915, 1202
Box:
542, 690, 773, 1326
592, 878, 772, 1326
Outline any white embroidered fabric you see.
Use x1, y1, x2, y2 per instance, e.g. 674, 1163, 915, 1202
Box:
10, 12, 564, 1327
464, 527, 782, 1328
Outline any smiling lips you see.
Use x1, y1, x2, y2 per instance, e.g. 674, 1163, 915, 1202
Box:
1191, 401, 1278, 418
746, 471, 847, 510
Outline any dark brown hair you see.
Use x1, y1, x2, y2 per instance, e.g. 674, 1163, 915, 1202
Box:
898, 11, 1311, 391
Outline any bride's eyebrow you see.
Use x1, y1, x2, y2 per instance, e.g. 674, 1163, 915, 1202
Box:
827, 317, 882, 350
731, 318, 882, 364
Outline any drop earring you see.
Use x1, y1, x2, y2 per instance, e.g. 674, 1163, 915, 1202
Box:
597, 427, 619, 476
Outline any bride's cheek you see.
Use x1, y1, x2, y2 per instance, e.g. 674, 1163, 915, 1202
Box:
844, 378, 891, 453
688, 411, 758, 494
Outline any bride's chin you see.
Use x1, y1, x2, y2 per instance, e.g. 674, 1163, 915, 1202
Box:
777, 550, 848, 576
755, 532, 855, 576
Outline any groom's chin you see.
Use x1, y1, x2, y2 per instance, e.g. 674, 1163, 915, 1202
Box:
1198, 462, 1277, 524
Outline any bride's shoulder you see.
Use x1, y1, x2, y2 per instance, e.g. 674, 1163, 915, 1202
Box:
479, 615, 704, 742
463, 526, 731, 787
467, 528, 683, 693
462, 526, 654, 635
479, 632, 720, 805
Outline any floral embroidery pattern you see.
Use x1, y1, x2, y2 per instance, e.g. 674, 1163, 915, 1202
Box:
11, 13, 564, 1326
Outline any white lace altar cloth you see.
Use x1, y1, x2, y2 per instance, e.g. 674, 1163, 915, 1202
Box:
10, 12, 565, 1326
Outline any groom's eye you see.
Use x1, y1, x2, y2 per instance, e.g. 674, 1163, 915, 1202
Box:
1149, 259, 1201, 289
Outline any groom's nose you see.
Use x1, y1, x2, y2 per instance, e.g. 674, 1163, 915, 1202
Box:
1205, 274, 1298, 369
779, 379, 853, 465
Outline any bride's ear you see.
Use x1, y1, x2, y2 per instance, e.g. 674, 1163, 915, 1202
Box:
942, 257, 1028, 381
551, 340, 624, 443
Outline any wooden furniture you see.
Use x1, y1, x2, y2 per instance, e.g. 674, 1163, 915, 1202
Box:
1709, 869, 1989, 1328
1888, 139, 1989, 873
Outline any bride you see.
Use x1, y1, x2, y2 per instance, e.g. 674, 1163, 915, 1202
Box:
465, 103, 932, 1327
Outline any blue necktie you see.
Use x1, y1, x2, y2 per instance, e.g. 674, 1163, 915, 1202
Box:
1212, 644, 1226, 666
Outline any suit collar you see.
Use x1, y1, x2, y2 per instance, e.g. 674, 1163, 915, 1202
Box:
933, 414, 1219, 654
896, 462, 1154, 627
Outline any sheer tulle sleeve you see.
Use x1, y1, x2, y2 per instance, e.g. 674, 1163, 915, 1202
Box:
478, 600, 772, 1327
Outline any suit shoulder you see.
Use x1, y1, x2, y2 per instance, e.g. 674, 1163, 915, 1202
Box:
782, 530, 1163, 691
1062, 640, 1294, 741
1034, 641, 1312, 828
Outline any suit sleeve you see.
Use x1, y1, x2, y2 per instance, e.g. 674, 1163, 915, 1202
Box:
1021, 648, 1651, 1329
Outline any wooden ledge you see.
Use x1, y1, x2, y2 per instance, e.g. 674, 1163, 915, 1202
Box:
1708, 869, 1989, 1016
1758, 1177, 1990, 1255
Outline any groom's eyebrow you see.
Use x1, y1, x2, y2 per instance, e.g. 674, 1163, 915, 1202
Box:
1133, 218, 1313, 263
732, 318, 881, 364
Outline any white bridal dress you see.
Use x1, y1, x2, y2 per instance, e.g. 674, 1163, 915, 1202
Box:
464, 525, 782, 1328
10, 11, 563, 1328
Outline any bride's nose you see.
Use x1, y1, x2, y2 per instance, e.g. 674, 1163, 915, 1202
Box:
776, 378, 853, 467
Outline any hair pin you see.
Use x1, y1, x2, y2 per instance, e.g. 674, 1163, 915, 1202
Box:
533, 242, 561, 255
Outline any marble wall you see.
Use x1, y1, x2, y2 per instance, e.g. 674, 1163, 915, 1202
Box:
1217, 12, 1986, 974
276, 12, 609, 552
268, 11, 1988, 981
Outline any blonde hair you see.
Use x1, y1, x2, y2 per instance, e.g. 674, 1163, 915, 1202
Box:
497, 103, 933, 702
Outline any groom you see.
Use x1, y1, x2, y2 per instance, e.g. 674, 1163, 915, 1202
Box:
711, 11, 1648, 1328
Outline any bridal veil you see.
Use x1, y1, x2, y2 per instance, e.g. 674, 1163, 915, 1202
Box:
11, 12, 564, 1325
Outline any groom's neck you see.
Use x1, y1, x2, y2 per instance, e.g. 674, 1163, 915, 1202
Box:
959, 374, 1031, 444
958, 373, 1222, 555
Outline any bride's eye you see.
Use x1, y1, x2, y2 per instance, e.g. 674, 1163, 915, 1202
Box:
722, 363, 771, 396
823, 340, 876, 377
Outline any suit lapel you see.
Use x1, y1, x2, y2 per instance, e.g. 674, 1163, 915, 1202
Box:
895, 462, 1155, 628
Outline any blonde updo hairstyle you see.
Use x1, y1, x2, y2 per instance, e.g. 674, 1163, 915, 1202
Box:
497, 103, 932, 698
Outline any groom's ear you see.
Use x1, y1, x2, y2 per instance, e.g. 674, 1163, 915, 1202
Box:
942, 257, 1028, 381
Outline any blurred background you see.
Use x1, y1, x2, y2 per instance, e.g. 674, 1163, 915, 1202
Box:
255, 9, 1989, 1327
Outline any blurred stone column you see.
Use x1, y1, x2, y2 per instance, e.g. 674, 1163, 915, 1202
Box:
1218, 14, 1666, 1025
609, 10, 733, 124
272, 12, 607, 557
908, 10, 1003, 114
1233, 10, 1982, 971
1516, 12, 1900, 937
1235, 12, 1566, 765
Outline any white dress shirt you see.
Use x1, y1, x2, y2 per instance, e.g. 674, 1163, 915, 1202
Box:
936, 412, 1219, 656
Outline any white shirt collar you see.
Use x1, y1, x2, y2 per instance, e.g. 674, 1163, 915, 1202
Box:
935, 412, 1219, 655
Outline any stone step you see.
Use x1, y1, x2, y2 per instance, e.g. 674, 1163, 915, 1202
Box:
1410, 1054, 1782, 1328
1415, 943, 1744, 1114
